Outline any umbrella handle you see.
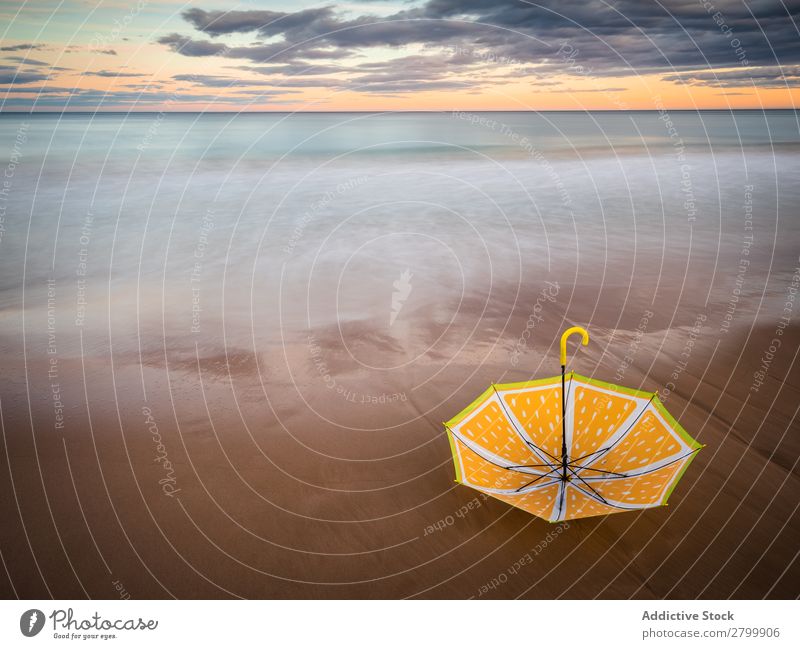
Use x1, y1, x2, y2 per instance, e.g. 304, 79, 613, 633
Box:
560, 326, 589, 367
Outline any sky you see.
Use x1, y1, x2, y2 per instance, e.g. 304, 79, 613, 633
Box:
0, 0, 798, 111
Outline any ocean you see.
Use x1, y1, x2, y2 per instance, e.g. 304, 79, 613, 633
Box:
1, 110, 798, 354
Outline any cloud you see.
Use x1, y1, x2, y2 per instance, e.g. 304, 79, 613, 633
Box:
182, 7, 296, 36
122, 83, 166, 89
179, 6, 485, 47
157, 33, 229, 57
348, 78, 472, 95
82, 70, 146, 78
565, 87, 627, 93
4, 56, 51, 66
343, 52, 500, 93
0, 43, 46, 52
0, 66, 50, 84
411, 0, 800, 70
157, 32, 352, 62
234, 50, 504, 94
0, 85, 79, 94
231, 63, 345, 76
160, 1, 800, 81
663, 66, 800, 88
172, 73, 295, 88
0, 85, 292, 109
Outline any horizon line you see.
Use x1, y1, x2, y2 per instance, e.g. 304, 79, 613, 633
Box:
1, 107, 798, 115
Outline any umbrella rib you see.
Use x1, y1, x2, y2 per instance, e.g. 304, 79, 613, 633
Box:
509, 478, 562, 495
523, 439, 560, 464
563, 370, 575, 462
492, 385, 559, 470
578, 448, 701, 481
567, 465, 628, 477
565, 465, 612, 505
555, 481, 566, 521
514, 466, 562, 492
569, 394, 656, 467
553, 373, 576, 522
446, 426, 555, 478
567, 446, 607, 466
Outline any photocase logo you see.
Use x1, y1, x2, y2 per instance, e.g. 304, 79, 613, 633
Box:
390, 269, 413, 326
20, 609, 45, 637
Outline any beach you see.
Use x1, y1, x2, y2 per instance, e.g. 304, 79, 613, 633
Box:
0, 111, 798, 598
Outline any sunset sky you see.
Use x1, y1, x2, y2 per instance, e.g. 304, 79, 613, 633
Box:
1, 0, 798, 111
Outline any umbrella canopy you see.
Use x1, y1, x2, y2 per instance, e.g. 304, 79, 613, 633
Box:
444, 327, 703, 522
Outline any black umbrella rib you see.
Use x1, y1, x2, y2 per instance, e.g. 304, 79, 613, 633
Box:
447, 425, 555, 479
555, 481, 566, 520
563, 370, 575, 458
567, 446, 607, 466
578, 448, 701, 482
492, 384, 559, 470
567, 465, 628, 478
523, 439, 560, 464
565, 465, 612, 505
553, 371, 577, 521
514, 466, 562, 492
569, 393, 656, 469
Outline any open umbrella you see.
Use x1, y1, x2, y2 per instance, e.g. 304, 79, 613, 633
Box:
444, 326, 703, 522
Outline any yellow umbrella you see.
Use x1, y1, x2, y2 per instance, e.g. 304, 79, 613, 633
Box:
445, 326, 703, 522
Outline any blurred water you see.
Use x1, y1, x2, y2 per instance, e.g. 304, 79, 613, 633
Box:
0, 111, 798, 361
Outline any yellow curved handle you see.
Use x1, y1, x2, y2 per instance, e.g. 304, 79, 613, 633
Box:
560, 326, 589, 366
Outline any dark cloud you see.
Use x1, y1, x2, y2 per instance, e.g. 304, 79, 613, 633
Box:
664, 66, 800, 88
0, 86, 291, 109
347, 78, 472, 95
158, 33, 229, 57
565, 87, 627, 93
237, 76, 345, 88
161, 1, 800, 82
82, 70, 146, 78
0, 66, 50, 84
4, 56, 51, 66
0, 85, 73, 93
173, 73, 243, 86
236, 51, 500, 93
0, 43, 46, 52
180, 6, 484, 47
172, 73, 294, 87
345, 53, 492, 93
225, 88, 301, 96
182, 7, 308, 37
231, 63, 345, 76
122, 83, 166, 89
158, 32, 353, 62
413, 0, 800, 70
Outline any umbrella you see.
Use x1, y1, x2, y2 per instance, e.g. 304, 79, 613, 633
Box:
444, 326, 703, 522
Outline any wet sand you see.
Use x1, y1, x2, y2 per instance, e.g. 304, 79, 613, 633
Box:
1, 261, 798, 600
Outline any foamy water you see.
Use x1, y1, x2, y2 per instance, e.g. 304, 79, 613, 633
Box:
0, 111, 798, 365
